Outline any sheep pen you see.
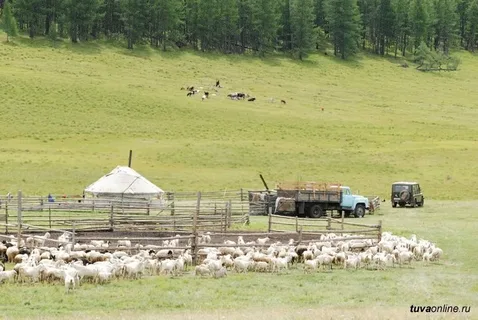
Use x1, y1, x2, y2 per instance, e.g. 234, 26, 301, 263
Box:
0, 229, 444, 290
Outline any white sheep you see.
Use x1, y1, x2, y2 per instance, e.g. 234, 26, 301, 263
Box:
0, 270, 17, 283
213, 267, 227, 278
195, 265, 211, 277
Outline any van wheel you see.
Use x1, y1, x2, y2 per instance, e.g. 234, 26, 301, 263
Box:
308, 205, 324, 218
354, 204, 365, 218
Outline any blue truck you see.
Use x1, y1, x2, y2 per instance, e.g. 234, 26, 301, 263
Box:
249, 176, 373, 218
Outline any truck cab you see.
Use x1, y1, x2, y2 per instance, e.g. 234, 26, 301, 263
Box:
338, 186, 370, 218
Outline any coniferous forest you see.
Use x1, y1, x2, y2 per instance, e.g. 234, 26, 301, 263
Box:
0, 0, 477, 60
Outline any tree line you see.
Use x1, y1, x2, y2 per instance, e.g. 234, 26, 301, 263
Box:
1, 0, 478, 60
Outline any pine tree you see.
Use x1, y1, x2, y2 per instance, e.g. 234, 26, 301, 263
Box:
120, 0, 148, 49
457, 0, 470, 47
248, 0, 280, 55
466, 0, 478, 51
410, 0, 430, 50
14, 0, 45, 38
2, 0, 18, 42
326, 0, 362, 59
66, 0, 102, 43
432, 0, 458, 54
290, 0, 316, 59
376, 0, 396, 55
279, 0, 293, 51
393, 0, 411, 56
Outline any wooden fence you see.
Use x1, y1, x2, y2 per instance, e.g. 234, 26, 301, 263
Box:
0, 191, 249, 234
268, 214, 382, 242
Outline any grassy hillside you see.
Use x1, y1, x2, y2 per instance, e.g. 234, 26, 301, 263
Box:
1, 35, 478, 199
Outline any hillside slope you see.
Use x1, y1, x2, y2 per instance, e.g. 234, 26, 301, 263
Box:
1, 37, 478, 199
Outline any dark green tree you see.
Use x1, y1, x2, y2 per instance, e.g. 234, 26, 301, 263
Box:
410, 0, 430, 50
2, 0, 18, 42
393, 0, 411, 56
150, 0, 184, 50
14, 0, 44, 38
290, 0, 316, 59
457, 0, 470, 46
465, 0, 478, 51
120, 0, 148, 49
375, 0, 396, 55
279, 0, 293, 51
66, 0, 101, 42
432, 0, 458, 54
326, 0, 362, 59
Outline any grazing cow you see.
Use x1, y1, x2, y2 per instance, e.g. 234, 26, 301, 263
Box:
187, 92, 193, 97
248, 97, 256, 102
204, 92, 209, 98
201, 95, 207, 101
228, 93, 238, 100
237, 93, 246, 99
280, 99, 286, 104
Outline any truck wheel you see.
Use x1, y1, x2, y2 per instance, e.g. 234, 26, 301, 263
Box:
417, 199, 424, 207
308, 204, 324, 218
392, 202, 397, 208
354, 204, 365, 218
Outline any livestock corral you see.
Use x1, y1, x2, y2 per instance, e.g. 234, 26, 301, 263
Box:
0, 228, 444, 291
0, 191, 469, 320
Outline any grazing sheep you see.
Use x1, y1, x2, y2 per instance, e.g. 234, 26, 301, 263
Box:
213, 267, 227, 279
256, 237, 270, 245
195, 265, 211, 277
248, 97, 256, 102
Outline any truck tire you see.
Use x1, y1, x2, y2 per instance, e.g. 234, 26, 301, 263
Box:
308, 204, 324, 218
354, 204, 365, 218
417, 198, 424, 207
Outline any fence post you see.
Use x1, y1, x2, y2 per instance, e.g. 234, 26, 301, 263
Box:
40, 197, 44, 212
298, 226, 303, 244
17, 190, 22, 246
327, 217, 331, 230
147, 201, 151, 215
268, 213, 272, 233
240, 188, 244, 202
192, 192, 201, 265
341, 210, 344, 230
72, 223, 76, 245
214, 202, 217, 215
378, 220, 382, 242
110, 204, 114, 231
5, 203, 8, 234
227, 199, 232, 228
49, 207, 52, 230
295, 216, 299, 232
171, 192, 175, 216
221, 204, 226, 233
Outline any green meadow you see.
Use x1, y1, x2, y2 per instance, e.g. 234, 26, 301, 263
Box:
1, 35, 477, 200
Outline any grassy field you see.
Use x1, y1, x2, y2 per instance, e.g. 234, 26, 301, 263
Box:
1, 35, 478, 199
1, 201, 477, 319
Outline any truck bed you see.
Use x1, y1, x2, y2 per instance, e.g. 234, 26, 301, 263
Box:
277, 189, 342, 203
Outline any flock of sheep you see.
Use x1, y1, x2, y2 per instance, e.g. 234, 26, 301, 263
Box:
0, 230, 443, 293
